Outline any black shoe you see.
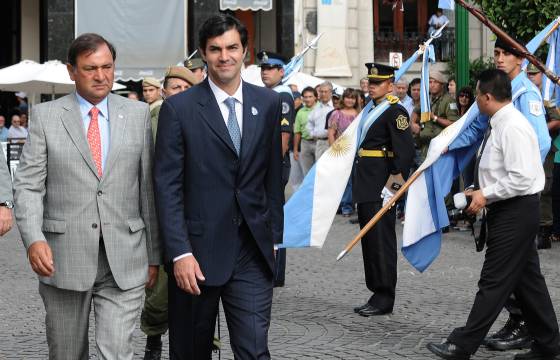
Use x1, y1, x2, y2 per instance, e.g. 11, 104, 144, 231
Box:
357, 303, 392, 317
353, 302, 370, 313
485, 321, 532, 351
349, 217, 359, 224
483, 316, 519, 345
514, 349, 560, 360
143, 348, 162, 360
537, 233, 552, 249
426, 341, 470, 360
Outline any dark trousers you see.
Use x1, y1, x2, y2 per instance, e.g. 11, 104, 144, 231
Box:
448, 195, 560, 355
552, 162, 560, 235
168, 224, 274, 360
358, 201, 397, 310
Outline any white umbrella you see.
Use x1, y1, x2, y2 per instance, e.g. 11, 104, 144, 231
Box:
241, 64, 345, 94
0, 60, 125, 101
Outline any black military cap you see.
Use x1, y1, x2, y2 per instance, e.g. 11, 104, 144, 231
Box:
494, 37, 523, 58
257, 51, 288, 68
365, 63, 397, 83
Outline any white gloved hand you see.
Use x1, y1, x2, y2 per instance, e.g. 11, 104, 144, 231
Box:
381, 187, 394, 207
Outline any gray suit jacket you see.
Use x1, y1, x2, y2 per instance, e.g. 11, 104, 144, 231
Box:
0, 146, 13, 203
14, 93, 161, 291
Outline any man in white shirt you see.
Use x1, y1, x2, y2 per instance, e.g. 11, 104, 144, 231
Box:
306, 81, 334, 160
427, 69, 560, 360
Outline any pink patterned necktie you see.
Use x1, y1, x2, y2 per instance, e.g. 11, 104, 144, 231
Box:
88, 107, 103, 177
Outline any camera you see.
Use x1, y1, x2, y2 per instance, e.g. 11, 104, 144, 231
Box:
447, 192, 475, 222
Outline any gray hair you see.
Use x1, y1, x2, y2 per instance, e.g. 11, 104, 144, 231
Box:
395, 77, 408, 86
319, 81, 333, 91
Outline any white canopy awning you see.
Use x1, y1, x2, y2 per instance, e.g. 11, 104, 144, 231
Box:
220, 0, 273, 11
0, 60, 125, 105
241, 65, 345, 94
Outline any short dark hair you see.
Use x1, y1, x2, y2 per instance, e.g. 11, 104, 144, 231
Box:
67, 33, 116, 67
301, 86, 317, 98
198, 14, 248, 51
477, 69, 512, 102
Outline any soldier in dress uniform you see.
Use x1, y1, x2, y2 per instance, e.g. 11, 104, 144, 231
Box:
257, 50, 295, 287
142, 77, 163, 141
352, 63, 415, 317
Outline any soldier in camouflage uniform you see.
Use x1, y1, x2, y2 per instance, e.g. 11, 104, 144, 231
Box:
414, 70, 459, 162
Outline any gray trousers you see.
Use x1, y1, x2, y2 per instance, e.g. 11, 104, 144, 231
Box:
39, 243, 145, 360
300, 139, 316, 176
315, 139, 330, 160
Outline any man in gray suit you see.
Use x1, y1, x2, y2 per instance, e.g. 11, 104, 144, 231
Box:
13, 33, 161, 359
0, 146, 13, 236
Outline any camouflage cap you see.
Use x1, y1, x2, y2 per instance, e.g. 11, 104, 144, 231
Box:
184, 57, 205, 70
429, 69, 448, 84
142, 77, 161, 89
164, 66, 200, 86
526, 63, 540, 74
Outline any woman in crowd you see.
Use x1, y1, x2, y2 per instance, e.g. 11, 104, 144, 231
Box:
456, 86, 474, 116
328, 88, 361, 216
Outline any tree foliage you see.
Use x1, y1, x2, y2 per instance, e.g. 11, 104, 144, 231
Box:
472, 0, 560, 42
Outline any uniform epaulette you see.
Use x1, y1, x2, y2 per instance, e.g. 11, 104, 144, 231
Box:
386, 94, 399, 104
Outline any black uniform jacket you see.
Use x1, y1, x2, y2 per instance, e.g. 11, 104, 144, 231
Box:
353, 100, 415, 203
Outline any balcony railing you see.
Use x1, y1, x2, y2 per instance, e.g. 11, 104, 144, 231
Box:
374, 29, 455, 62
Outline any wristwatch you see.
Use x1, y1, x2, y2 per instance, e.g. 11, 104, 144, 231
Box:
0, 201, 14, 209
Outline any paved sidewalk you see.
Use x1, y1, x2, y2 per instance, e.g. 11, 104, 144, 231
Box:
1, 215, 559, 359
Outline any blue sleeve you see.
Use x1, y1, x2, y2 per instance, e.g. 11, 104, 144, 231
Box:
515, 93, 551, 162
448, 112, 488, 151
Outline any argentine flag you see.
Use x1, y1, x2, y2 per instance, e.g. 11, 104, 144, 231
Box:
402, 106, 483, 272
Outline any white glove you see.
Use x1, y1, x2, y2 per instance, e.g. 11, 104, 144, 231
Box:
381, 187, 394, 207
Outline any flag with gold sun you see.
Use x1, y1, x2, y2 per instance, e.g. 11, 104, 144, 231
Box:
281, 53, 423, 248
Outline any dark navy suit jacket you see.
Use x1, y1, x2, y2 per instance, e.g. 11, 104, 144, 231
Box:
153, 79, 284, 286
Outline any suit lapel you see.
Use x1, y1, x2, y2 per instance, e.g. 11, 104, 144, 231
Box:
197, 80, 238, 156
240, 82, 257, 160
60, 94, 100, 179
102, 94, 126, 178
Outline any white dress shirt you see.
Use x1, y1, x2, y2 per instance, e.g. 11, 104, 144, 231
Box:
173, 77, 244, 263
478, 103, 544, 204
208, 76, 244, 134
306, 101, 334, 139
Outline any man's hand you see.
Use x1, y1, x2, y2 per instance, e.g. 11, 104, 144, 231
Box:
146, 265, 159, 288
293, 150, 299, 161
0, 207, 13, 236
466, 189, 486, 215
410, 121, 421, 135
28, 241, 54, 277
174, 255, 205, 295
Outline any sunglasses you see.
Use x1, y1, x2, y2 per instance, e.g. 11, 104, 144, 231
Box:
459, 93, 470, 98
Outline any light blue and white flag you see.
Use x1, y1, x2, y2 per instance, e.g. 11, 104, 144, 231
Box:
282, 26, 447, 249
438, 0, 454, 10
282, 50, 421, 248
402, 105, 482, 271
282, 33, 323, 85
541, 28, 560, 107
523, 18, 560, 67
401, 24, 560, 272
420, 45, 435, 123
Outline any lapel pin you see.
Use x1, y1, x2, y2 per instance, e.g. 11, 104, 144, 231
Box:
118, 114, 124, 119
251, 106, 258, 116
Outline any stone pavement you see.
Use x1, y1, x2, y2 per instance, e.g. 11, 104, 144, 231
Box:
1, 215, 560, 359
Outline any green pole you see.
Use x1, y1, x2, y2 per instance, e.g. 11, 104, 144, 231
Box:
455, 5, 470, 89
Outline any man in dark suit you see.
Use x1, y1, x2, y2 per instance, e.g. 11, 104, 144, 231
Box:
153, 14, 284, 360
